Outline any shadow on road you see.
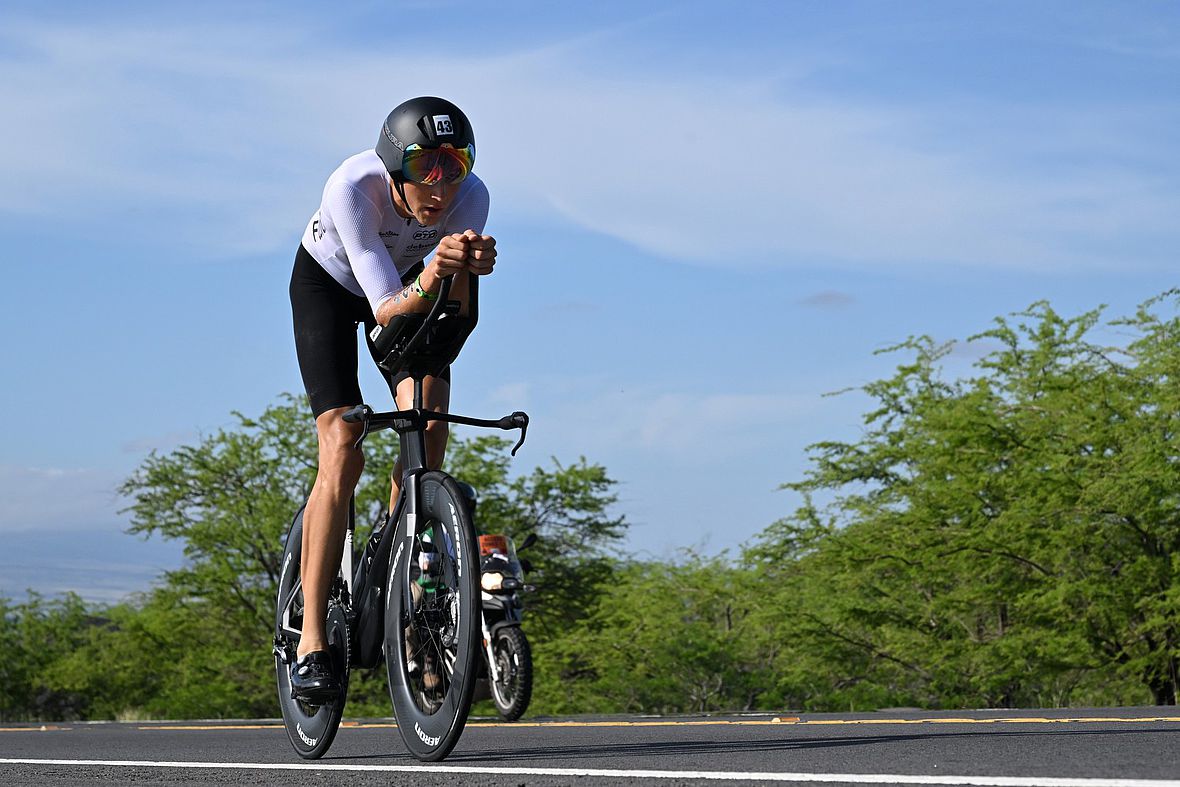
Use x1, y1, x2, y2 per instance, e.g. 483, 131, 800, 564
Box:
326, 726, 1179, 764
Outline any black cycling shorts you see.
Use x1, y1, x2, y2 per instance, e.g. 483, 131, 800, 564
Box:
289, 244, 450, 418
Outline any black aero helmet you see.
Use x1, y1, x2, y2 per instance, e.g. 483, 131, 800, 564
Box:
376, 96, 476, 183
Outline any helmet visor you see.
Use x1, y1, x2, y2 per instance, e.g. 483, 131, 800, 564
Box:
401, 143, 475, 185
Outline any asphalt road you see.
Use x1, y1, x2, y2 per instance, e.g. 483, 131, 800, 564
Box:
2, 708, 1180, 786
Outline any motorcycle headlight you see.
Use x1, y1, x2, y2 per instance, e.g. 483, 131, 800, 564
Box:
481, 572, 504, 591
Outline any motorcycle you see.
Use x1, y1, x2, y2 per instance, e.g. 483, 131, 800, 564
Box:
472, 517, 536, 721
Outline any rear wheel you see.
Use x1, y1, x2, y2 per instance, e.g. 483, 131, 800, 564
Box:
274, 508, 350, 759
490, 625, 532, 722
385, 472, 480, 761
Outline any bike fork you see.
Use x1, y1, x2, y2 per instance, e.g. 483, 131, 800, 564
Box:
481, 612, 501, 684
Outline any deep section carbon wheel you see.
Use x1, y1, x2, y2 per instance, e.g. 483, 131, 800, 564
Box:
274, 508, 350, 759
385, 472, 480, 761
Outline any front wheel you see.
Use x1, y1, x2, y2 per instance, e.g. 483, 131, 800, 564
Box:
385, 472, 481, 761
490, 625, 532, 721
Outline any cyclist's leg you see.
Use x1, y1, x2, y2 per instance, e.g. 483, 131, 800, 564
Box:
298, 407, 364, 657
290, 245, 370, 659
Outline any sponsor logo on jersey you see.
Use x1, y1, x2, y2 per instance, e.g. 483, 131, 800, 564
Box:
379, 230, 399, 238
413, 229, 437, 241
406, 242, 435, 253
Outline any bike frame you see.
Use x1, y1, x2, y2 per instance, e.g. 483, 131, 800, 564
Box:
275, 267, 530, 761
343, 375, 528, 629
283, 273, 528, 654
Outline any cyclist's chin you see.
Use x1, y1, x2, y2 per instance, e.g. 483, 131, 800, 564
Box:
416, 205, 444, 224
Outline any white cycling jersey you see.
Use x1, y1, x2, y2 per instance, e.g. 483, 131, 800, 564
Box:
300, 149, 489, 313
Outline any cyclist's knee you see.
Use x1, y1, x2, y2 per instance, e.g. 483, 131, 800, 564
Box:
315, 408, 366, 484
425, 420, 449, 469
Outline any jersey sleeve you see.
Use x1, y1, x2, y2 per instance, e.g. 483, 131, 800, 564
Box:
326, 182, 404, 314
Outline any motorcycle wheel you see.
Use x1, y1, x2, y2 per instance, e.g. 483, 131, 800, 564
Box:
490, 625, 532, 721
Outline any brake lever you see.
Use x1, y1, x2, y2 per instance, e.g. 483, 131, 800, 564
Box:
509, 411, 529, 456
344, 404, 374, 450
355, 419, 372, 450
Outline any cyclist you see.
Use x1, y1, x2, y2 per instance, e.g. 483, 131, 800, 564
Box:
287, 96, 497, 703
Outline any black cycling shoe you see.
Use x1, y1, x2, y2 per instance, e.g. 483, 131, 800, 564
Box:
290, 650, 339, 705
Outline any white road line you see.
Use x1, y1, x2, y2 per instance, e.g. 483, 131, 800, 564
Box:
1, 759, 1178, 786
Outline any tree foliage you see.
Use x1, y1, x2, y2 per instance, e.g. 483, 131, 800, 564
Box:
448, 435, 626, 636
748, 296, 1180, 708
529, 294, 1180, 713
7, 293, 1180, 720
531, 552, 775, 714
5, 393, 626, 720
0, 593, 92, 721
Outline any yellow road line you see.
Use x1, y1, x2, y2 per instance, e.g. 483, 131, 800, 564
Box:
775, 717, 1180, 726
5, 716, 1178, 734
125, 716, 1180, 732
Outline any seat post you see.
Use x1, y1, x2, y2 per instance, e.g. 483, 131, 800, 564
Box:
413, 375, 424, 409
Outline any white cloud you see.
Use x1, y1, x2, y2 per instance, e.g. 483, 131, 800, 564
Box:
485, 381, 531, 411
514, 379, 825, 465
121, 430, 198, 454
0, 12, 1175, 270
629, 392, 821, 453
800, 291, 856, 309
0, 465, 124, 533
0, 528, 184, 602
470, 377, 843, 556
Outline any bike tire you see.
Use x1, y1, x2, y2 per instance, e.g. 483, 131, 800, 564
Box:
490, 625, 533, 722
274, 508, 350, 760
385, 471, 480, 761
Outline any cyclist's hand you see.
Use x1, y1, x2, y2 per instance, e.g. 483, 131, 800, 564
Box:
428, 234, 471, 280
461, 230, 497, 275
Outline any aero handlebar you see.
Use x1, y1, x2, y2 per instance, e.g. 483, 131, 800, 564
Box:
344, 404, 530, 456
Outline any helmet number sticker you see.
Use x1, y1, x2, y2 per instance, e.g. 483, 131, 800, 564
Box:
433, 115, 454, 136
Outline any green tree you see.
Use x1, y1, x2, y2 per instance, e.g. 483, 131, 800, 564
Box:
753, 295, 1180, 708
531, 553, 773, 715
446, 435, 627, 639
36, 587, 267, 720
0, 592, 92, 721
109, 394, 624, 718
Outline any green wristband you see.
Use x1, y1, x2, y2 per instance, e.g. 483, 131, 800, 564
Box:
413, 274, 439, 301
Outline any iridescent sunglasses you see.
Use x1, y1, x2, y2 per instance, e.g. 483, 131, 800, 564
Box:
401, 143, 475, 186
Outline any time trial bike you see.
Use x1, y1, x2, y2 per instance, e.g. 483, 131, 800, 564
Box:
272, 272, 528, 761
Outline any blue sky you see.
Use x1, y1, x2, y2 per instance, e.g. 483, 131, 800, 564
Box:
1, 1, 1177, 601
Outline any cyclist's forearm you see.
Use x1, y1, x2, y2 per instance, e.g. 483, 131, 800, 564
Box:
375, 279, 434, 325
